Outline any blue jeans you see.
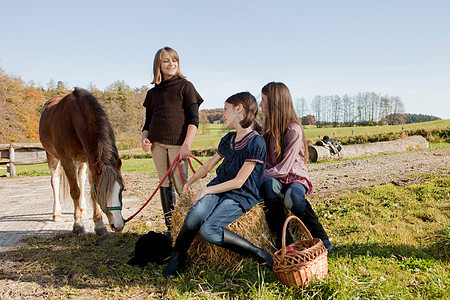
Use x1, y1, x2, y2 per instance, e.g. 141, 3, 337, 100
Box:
260, 178, 308, 216
184, 194, 245, 246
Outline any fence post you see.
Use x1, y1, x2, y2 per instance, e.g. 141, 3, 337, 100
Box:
8, 143, 16, 177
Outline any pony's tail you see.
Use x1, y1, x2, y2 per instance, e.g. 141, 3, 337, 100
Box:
59, 167, 70, 210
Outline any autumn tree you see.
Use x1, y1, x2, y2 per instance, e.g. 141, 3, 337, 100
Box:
302, 114, 316, 126
0, 68, 46, 142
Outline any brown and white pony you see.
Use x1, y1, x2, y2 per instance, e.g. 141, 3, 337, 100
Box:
39, 88, 125, 235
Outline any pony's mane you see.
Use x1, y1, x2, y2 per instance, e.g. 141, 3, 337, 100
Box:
97, 163, 121, 205
72, 88, 120, 166
72, 88, 122, 203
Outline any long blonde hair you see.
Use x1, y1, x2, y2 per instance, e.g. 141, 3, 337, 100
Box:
261, 82, 308, 163
151, 47, 185, 85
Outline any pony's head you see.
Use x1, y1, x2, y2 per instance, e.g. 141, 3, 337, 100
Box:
94, 159, 125, 232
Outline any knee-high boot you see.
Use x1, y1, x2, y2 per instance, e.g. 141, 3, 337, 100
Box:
263, 196, 294, 250
160, 186, 176, 233
163, 222, 198, 278
221, 229, 273, 268
297, 203, 333, 251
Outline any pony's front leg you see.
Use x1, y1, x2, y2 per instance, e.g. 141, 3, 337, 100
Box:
48, 155, 62, 222
78, 162, 88, 213
61, 159, 85, 234
91, 191, 109, 236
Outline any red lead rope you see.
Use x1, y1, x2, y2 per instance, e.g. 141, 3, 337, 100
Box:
124, 154, 204, 223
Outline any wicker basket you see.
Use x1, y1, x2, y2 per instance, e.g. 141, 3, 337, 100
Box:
273, 215, 328, 287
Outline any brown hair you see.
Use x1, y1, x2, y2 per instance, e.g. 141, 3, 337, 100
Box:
225, 92, 263, 134
151, 47, 185, 85
261, 82, 308, 163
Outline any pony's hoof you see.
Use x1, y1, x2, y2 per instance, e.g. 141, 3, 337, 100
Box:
95, 227, 110, 236
53, 215, 63, 222
73, 225, 86, 235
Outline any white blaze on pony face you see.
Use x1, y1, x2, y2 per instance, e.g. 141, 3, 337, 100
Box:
106, 181, 124, 231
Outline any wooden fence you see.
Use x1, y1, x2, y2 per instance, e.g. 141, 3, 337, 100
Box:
0, 143, 47, 177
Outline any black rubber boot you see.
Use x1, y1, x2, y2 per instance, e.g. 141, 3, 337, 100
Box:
221, 229, 273, 268
162, 222, 198, 278
297, 203, 333, 252
160, 186, 176, 238
263, 196, 294, 250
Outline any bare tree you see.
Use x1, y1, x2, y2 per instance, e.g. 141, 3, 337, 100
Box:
295, 97, 307, 118
331, 95, 341, 125
341, 94, 354, 125
311, 95, 323, 127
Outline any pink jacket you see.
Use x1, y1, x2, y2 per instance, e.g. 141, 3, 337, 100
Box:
264, 122, 313, 196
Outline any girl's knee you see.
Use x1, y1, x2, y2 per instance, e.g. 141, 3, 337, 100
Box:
284, 187, 308, 214
184, 211, 203, 231
199, 224, 223, 245
185, 202, 209, 229
183, 218, 197, 231
261, 178, 281, 199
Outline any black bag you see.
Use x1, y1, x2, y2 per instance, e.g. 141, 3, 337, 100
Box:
127, 231, 172, 267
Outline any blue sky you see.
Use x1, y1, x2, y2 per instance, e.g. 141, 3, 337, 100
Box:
1, 0, 449, 119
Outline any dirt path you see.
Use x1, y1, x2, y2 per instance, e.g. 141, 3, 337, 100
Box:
0, 175, 150, 252
0, 147, 449, 253
308, 147, 449, 197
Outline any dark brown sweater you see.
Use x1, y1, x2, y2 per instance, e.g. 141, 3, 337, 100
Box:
143, 76, 204, 145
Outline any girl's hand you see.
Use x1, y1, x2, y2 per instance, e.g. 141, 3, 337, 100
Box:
178, 144, 190, 160
182, 183, 191, 194
142, 138, 152, 152
191, 187, 208, 205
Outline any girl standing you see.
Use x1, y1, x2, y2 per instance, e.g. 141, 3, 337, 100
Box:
259, 82, 333, 251
142, 47, 204, 236
163, 92, 272, 278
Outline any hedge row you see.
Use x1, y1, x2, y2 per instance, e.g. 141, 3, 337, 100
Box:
336, 127, 449, 145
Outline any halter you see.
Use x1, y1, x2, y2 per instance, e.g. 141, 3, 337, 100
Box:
93, 183, 123, 211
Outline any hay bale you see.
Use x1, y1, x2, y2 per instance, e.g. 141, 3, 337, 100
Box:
171, 191, 276, 268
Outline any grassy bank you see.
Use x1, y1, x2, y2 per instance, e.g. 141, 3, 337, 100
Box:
8, 172, 449, 299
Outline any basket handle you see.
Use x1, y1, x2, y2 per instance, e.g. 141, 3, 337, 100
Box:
281, 215, 314, 255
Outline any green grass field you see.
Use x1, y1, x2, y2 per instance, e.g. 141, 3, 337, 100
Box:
1, 120, 449, 298
10, 172, 449, 299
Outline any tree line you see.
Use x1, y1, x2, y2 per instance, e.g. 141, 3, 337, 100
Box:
294, 92, 440, 127
301, 92, 403, 126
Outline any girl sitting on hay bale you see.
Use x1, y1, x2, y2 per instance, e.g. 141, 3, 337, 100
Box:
163, 92, 272, 278
259, 82, 333, 252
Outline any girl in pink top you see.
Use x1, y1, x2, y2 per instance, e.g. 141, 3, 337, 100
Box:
259, 82, 332, 251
